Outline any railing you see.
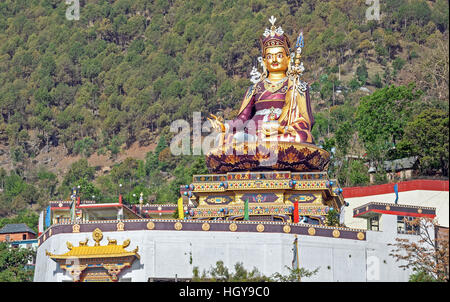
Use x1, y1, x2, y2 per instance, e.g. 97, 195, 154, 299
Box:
56, 217, 71, 224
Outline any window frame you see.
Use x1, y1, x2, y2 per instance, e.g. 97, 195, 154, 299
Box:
397, 215, 420, 235
368, 215, 380, 231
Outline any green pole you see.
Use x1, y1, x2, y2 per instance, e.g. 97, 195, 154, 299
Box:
244, 198, 249, 221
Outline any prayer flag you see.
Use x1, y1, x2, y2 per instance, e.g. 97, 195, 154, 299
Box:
244, 198, 249, 221
294, 200, 299, 223
394, 183, 399, 204
178, 197, 184, 219
45, 206, 51, 228
292, 236, 299, 270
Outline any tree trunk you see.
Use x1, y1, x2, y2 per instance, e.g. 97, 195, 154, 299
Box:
441, 157, 448, 177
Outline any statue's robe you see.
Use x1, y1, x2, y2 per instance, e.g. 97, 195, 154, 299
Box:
226, 78, 315, 144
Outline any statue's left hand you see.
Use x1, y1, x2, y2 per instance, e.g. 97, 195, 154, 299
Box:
278, 125, 297, 136
262, 125, 296, 137
262, 128, 278, 137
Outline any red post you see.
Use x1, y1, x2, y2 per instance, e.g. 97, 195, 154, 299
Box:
294, 200, 299, 223
77, 196, 80, 207
119, 194, 122, 205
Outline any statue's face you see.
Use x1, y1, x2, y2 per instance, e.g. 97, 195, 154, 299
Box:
264, 46, 289, 73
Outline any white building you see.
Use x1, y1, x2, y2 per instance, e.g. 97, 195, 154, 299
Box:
34, 199, 439, 282
342, 179, 449, 229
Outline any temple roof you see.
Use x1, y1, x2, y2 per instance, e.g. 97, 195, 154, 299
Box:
353, 202, 436, 219
46, 228, 139, 260
48, 244, 138, 259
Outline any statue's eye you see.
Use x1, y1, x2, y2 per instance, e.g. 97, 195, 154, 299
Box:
267, 55, 272, 60
277, 54, 284, 59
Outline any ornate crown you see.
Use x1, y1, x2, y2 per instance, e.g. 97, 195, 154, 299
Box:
260, 16, 291, 57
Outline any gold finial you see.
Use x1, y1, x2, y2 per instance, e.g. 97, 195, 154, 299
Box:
66, 241, 73, 250
107, 237, 117, 245
92, 228, 103, 246
79, 238, 89, 246
122, 239, 130, 248
269, 15, 276, 26
269, 16, 277, 36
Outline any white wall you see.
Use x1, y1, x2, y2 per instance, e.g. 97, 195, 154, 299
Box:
34, 226, 417, 282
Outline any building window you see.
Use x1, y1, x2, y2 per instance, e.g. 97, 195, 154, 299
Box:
22, 234, 27, 240
368, 216, 379, 231
397, 216, 420, 235
5, 235, 10, 241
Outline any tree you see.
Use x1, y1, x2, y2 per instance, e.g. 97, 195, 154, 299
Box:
384, 33, 400, 59
0, 242, 35, 282
398, 108, 449, 176
334, 121, 353, 157
409, 270, 439, 282
399, 36, 449, 102
392, 57, 405, 73
389, 218, 449, 282
193, 261, 271, 282
0, 172, 41, 216
0, 0, 448, 217
326, 208, 340, 226
0, 210, 39, 233
431, 0, 449, 32
73, 137, 95, 157
355, 84, 423, 170
192, 260, 319, 282
271, 266, 320, 282
356, 61, 368, 86
75, 177, 102, 202
59, 159, 96, 197
348, 160, 370, 186
372, 73, 383, 88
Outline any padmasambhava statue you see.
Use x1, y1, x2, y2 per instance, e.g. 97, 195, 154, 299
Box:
207, 16, 329, 173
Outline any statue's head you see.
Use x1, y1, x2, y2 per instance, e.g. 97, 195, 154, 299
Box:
260, 16, 291, 74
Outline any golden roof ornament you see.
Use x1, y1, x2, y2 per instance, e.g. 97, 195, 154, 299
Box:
79, 238, 89, 246
122, 238, 130, 248
107, 237, 117, 245
93, 228, 103, 246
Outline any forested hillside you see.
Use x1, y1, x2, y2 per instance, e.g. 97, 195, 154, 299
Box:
0, 0, 448, 221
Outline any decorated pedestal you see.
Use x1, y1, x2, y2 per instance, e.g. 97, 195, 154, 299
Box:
180, 170, 345, 224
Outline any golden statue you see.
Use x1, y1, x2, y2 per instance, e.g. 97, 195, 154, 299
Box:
182, 18, 345, 224
206, 16, 329, 173
209, 16, 314, 144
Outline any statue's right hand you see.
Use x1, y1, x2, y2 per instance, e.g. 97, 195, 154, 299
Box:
208, 114, 226, 133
